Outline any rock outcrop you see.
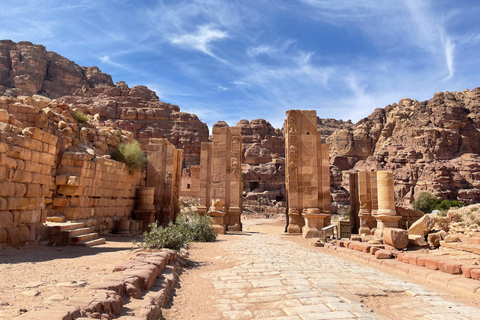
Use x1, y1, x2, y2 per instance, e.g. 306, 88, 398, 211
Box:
0, 40, 113, 98
329, 89, 480, 207
58, 83, 208, 167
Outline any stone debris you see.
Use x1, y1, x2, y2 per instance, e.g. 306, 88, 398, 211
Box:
14, 249, 177, 320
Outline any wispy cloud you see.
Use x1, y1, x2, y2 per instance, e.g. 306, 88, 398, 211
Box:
170, 24, 229, 58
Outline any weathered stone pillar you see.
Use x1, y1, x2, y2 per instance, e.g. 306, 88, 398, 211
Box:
199, 125, 242, 233
285, 110, 331, 237
348, 172, 360, 234
357, 171, 372, 235
375, 171, 401, 232
132, 187, 156, 232
146, 138, 183, 225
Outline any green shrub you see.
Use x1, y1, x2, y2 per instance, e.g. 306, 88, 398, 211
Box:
471, 207, 479, 212
74, 110, 89, 123
413, 192, 438, 214
176, 212, 217, 242
113, 141, 147, 170
434, 199, 465, 211
133, 212, 216, 251
136, 222, 189, 251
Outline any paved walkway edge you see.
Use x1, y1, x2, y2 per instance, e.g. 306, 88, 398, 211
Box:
320, 245, 480, 301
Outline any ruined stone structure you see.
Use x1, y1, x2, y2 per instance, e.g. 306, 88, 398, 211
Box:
357, 171, 378, 235
284, 110, 330, 237
374, 171, 402, 237
179, 165, 200, 198
198, 126, 242, 234
146, 138, 183, 225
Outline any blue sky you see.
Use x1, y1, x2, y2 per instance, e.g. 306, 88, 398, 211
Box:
1, 0, 480, 129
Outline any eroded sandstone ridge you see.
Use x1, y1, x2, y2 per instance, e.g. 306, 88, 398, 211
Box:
328, 89, 480, 206
0, 40, 113, 98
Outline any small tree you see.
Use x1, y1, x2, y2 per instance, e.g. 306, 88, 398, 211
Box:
413, 191, 437, 213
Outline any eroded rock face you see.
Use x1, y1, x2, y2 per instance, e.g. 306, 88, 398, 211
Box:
0, 40, 113, 98
58, 83, 209, 167
330, 88, 480, 207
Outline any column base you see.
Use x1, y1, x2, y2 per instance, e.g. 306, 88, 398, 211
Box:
208, 210, 226, 234
302, 213, 331, 239
132, 210, 156, 232
197, 206, 208, 216
226, 207, 242, 231
287, 212, 304, 234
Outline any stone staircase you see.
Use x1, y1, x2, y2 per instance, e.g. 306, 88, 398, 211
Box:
45, 219, 106, 247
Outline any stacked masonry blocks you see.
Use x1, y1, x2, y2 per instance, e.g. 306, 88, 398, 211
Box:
0, 96, 48, 128
54, 152, 142, 231
0, 114, 57, 247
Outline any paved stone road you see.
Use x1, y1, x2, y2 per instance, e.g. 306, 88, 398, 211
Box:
200, 228, 480, 320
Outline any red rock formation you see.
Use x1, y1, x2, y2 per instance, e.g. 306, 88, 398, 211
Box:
0, 40, 113, 98
329, 88, 480, 206
58, 83, 209, 167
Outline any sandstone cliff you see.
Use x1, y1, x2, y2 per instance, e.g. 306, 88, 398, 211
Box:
328, 88, 480, 206
0, 40, 113, 98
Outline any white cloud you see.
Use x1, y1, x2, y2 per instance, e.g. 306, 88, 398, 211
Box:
231, 81, 247, 85
444, 37, 455, 78
170, 24, 228, 58
216, 86, 228, 91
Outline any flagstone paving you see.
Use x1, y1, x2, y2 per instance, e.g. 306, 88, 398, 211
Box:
200, 231, 480, 319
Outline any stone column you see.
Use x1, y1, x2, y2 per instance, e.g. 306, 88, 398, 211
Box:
357, 171, 372, 235
348, 172, 360, 234
198, 143, 212, 215
132, 187, 156, 232
375, 171, 401, 232
199, 125, 242, 234
285, 110, 331, 237
146, 138, 183, 225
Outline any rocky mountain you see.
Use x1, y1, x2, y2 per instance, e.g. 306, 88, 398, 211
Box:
0, 40, 113, 98
328, 89, 480, 206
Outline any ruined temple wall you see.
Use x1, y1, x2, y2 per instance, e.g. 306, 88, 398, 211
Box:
0, 111, 57, 248
179, 165, 200, 198
53, 152, 142, 233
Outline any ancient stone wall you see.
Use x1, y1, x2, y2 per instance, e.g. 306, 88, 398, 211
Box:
53, 152, 142, 233
179, 165, 200, 198
0, 112, 57, 248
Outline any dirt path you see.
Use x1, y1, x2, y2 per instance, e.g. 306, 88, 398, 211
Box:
0, 236, 136, 320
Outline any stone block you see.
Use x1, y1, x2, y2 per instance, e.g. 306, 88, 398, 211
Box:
375, 249, 393, 259
8, 146, 32, 161
7, 197, 29, 210
7, 227, 20, 247
469, 268, 480, 280
461, 265, 480, 278
0, 141, 8, 153
0, 211, 13, 228
383, 228, 408, 249
438, 260, 470, 275
427, 232, 442, 248
19, 225, 30, 243
0, 229, 7, 243
0, 109, 9, 123
445, 234, 460, 242
14, 183, 27, 197
408, 234, 428, 246
22, 127, 44, 140
26, 183, 42, 197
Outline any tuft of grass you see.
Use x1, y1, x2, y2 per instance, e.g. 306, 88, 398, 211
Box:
74, 110, 89, 123
471, 207, 479, 212
113, 141, 147, 170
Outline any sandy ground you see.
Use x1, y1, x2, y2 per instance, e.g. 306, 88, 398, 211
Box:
0, 236, 137, 319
